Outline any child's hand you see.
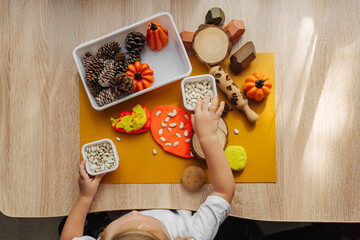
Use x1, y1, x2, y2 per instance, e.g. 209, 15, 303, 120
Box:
191, 95, 225, 141
78, 160, 105, 199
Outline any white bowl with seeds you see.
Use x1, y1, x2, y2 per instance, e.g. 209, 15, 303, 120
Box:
81, 139, 119, 176
181, 74, 217, 111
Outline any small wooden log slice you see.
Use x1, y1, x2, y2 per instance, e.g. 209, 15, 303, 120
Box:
218, 117, 228, 136
192, 24, 232, 66
191, 128, 228, 160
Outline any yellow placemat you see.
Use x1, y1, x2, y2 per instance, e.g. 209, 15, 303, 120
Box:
80, 53, 276, 183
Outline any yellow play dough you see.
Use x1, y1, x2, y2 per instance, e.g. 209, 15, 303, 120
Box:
225, 145, 247, 171
114, 104, 147, 132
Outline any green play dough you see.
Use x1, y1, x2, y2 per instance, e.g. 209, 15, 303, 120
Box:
225, 145, 247, 171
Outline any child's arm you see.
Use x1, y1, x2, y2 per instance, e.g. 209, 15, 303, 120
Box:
60, 160, 105, 240
191, 96, 235, 204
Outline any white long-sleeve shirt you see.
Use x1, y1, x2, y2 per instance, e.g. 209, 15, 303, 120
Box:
74, 195, 231, 240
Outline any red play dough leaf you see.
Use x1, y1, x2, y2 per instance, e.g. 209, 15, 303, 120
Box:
151, 105, 193, 158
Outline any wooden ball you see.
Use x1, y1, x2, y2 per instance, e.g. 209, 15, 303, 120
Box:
181, 166, 206, 191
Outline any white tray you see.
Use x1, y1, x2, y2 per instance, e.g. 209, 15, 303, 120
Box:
73, 12, 192, 111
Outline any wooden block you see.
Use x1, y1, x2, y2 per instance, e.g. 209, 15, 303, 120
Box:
230, 41, 256, 74
224, 19, 245, 44
205, 7, 225, 26
180, 31, 194, 52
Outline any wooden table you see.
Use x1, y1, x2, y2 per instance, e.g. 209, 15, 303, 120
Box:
1, 0, 359, 221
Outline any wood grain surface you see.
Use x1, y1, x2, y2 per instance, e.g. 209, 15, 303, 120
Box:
1, 0, 360, 221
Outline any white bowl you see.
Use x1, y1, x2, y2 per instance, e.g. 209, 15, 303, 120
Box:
81, 139, 119, 176
181, 74, 218, 111
73, 12, 192, 111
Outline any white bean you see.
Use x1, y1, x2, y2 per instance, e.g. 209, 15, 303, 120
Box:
155, 110, 161, 116
165, 143, 171, 146
161, 122, 167, 127
160, 137, 166, 142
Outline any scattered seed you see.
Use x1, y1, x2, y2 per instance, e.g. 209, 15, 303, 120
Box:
184, 130, 189, 137
160, 137, 166, 142
179, 122, 184, 129
234, 128, 239, 135
174, 141, 179, 147
159, 129, 163, 135
185, 139, 191, 143
165, 143, 172, 146
153, 149, 157, 155
161, 122, 167, 127
184, 114, 189, 120
190, 152, 194, 157
168, 127, 172, 132
176, 133, 181, 138
116, 137, 121, 142
170, 123, 177, 127
165, 117, 170, 122
155, 110, 162, 116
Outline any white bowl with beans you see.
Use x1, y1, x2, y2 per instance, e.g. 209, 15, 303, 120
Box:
181, 74, 217, 111
81, 139, 119, 176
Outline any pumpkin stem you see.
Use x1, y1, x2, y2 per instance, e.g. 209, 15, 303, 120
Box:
255, 80, 265, 88
134, 72, 143, 80
150, 22, 158, 31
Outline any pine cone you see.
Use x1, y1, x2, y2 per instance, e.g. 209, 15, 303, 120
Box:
85, 57, 104, 83
98, 62, 116, 88
125, 31, 145, 53
110, 73, 134, 97
88, 81, 102, 97
82, 52, 93, 69
95, 88, 116, 106
96, 42, 121, 59
114, 52, 126, 63
114, 61, 127, 74
127, 53, 141, 65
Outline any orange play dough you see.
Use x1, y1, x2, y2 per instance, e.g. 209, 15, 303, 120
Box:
151, 105, 193, 158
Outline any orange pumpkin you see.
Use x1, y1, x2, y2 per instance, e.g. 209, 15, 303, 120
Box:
126, 62, 154, 91
243, 72, 272, 101
146, 22, 169, 50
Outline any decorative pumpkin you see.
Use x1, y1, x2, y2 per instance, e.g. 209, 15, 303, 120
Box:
146, 22, 169, 50
126, 62, 154, 91
243, 72, 272, 101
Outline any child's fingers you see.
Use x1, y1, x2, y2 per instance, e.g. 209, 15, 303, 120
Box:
79, 160, 89, 180
191, 114, 195, 126
195, 98, 202, 114
202, 96, 209, 112
209, 95, 218, 114
215, 101, 225, 119
94, 173, 106, 184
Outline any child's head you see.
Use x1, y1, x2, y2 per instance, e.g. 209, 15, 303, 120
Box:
100, 210, 170, 240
